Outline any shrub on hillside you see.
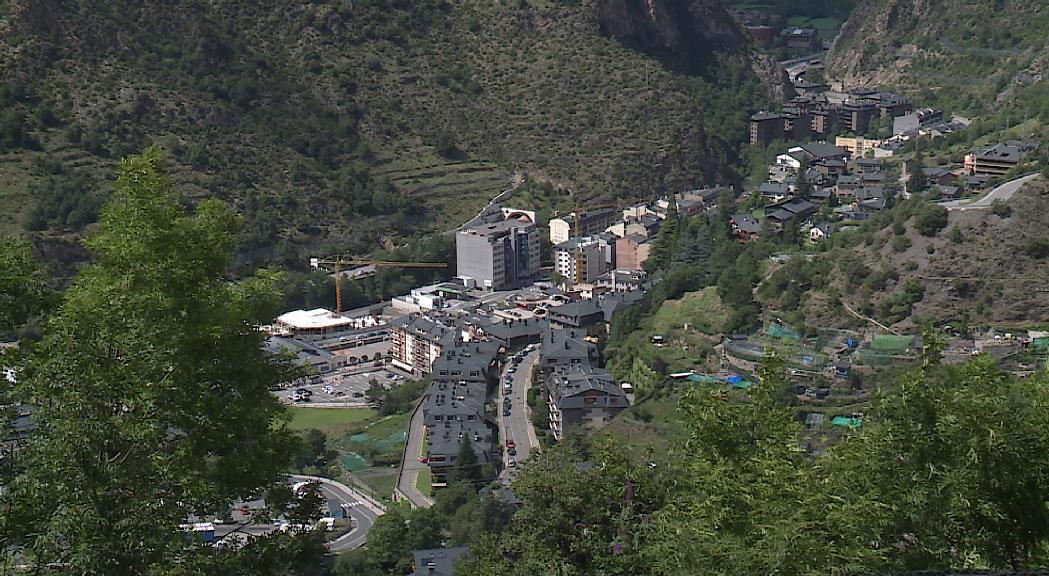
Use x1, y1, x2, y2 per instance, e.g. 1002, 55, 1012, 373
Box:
914, 204, 949, 237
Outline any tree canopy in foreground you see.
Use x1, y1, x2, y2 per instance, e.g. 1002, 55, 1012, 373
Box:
2, 148, 324, 575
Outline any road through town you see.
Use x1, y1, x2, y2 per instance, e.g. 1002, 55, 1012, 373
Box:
288, 474, 386, 553
500, 349, 541, 479
396, 399, 435, 508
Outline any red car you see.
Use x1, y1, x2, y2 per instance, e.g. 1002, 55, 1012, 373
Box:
419, 456, 429, 464
240, 504, 251, 515
506, 439, 516, 449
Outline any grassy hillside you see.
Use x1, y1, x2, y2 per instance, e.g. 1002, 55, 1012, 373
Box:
829, 0, 1049, 116
0, 0, 776, 271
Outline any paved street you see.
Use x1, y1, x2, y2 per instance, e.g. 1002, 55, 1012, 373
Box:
499, 349, 541, 479
943, 173, 1040, 210
288, 474, 385, 552
396, 399, 435, 508
206, 474, 384, 552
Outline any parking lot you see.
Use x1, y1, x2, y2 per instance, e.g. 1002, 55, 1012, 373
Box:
278, 364, 414, 406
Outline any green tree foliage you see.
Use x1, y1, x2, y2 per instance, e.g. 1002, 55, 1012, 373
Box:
337, 504, 442, 575
1024, 237, 1049, 259
450, 437, 482, 485
464, 438, 656, 576
794, 160, 811, 199
908, 149, 927, 195
378, 377, 428, 417
0, 238, 51, 333
365, 378, 386, 406
644, 200, 680, 273
468, 349, 1049, 574
4, 148, 322, 574
24, 157, 103, 232
836, 342, 1049, 570
914, 203, 949, 236
990, 199, 1013, 218
291, 429, 338, 471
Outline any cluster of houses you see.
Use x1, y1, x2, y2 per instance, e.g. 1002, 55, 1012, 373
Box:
732, 140, 894, 243
751, 85, 975, 158
387, 276, 644, 490
454, 187, 728, 293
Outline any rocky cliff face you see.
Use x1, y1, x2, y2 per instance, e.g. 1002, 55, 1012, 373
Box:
595, 0, 792, 99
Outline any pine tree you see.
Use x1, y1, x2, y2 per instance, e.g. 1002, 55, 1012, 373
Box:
794, 159, 812, 199
451, 437, 480, 485
908, 147, 927, 194
645, 198, 680, 273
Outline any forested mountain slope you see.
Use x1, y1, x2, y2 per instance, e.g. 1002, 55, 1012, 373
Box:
0, 0, 783, 270
828, 0, 1049, 115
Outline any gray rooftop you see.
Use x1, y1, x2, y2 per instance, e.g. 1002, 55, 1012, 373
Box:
547, 365, 627, 410
409, 547, 470, 576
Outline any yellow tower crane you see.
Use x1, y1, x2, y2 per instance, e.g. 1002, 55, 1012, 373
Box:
310, 257, 448, 314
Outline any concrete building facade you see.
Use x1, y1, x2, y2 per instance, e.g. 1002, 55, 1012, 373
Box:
554, 237, 608, 284
456, 218, 540, 290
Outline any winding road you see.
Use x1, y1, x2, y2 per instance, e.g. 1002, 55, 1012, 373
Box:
288, 474, 385, 553
942, 173, 1040, 211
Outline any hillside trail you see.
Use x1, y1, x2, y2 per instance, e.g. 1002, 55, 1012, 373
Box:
840, 299, 901, 335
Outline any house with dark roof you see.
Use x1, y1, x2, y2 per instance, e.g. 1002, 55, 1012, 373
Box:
750, 111, 786, 146
799, 141, 849, 163
545, 365, 628, 440
922, 166, 958, 186
759, 182, 791, 202
420, 335, 501, 490
425, 420, 493, 487
540, 327, 600, 371
408, 547, 469, 576
858, 197, 888, 212
965, 144, 1024, 176
546, 299, 606, 329
764, 197, 818, 227
933, 184, 960, 200
474, 316, 545, 349
809, 187, 833, 203
963, 174, 990, 190
835, 174, 862, 195
809, 223, 836, 242
855, 157, 884, 174
730, 213, 761, 243
854, 187, 885, 202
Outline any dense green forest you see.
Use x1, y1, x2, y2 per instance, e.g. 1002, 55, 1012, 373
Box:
0, 0, 776, 276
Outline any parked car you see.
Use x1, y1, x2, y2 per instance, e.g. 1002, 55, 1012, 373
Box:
507, 458, 517, 468
503, 408, 511, 417
508, 447, 517, 456
352, 391, 364, 398
506, 439, 516, 449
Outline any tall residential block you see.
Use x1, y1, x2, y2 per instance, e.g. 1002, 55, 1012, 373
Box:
553, 236, 608, 284
456, 217, 540, 290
